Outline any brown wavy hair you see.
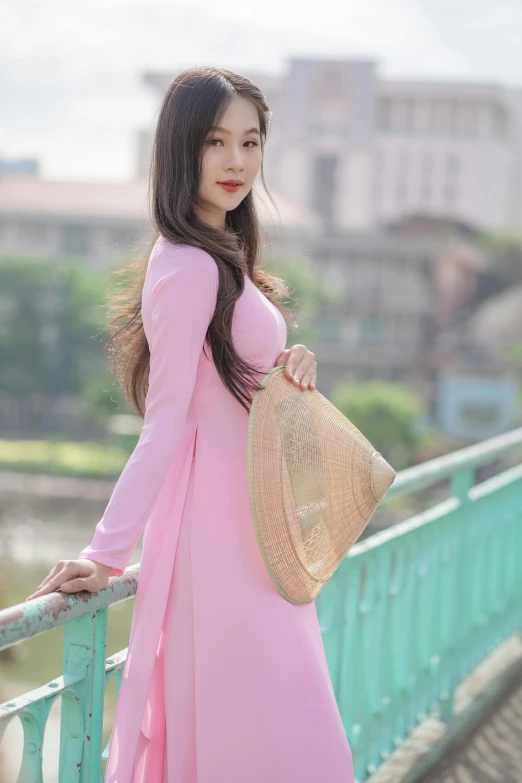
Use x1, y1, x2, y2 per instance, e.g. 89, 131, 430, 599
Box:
104, 66, 298, 417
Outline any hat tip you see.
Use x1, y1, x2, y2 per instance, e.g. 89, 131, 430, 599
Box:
371, 453, 396, 500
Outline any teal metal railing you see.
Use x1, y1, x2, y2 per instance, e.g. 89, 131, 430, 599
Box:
1, 427, 522, 782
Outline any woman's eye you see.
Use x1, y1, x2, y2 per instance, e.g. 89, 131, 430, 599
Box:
207, 139, 258, 147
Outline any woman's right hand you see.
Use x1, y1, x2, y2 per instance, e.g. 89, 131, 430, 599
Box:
25, 559, 114, 602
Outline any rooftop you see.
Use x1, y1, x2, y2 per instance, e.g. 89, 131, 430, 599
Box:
0, 174, 321, 232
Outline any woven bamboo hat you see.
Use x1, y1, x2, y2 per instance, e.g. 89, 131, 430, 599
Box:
246, 365, 396, 605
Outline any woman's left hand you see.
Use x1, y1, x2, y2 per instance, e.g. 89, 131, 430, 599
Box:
274, 345, 317, 391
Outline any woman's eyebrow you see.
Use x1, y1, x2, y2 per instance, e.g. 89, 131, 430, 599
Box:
209, 125, 260, 136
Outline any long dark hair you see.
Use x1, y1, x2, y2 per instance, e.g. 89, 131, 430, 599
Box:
104, 65, 298, 417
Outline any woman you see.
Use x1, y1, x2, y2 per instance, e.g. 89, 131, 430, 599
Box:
26, 66, 354, 782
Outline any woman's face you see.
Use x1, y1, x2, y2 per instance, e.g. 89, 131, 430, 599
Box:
195, 94, 263, 230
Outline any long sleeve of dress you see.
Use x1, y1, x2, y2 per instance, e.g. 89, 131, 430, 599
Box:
77, 243, 219, 577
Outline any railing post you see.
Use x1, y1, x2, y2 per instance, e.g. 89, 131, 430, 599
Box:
60, 608, 109, 782
18, 703, 48, 783
439, 467, 475, 723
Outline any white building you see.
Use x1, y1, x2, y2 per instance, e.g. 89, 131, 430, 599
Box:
140, 60, 521, 232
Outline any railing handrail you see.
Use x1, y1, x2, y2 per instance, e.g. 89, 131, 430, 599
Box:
1, 425, 522, 782
386, 425, 522, 499
2, 425, 522, 651
0, 566, 139, 653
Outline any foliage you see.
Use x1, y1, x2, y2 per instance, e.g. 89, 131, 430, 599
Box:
0, 256, 134, 422
476, 231, 522, 283
0, 252, 336, 424
265, 252, 341, 344
0, 438, 133, 478
330, 377, 427, 470
0, 257, 105, 394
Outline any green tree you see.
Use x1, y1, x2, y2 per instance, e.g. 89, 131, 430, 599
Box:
0, 258, 104, 394
0, 256, 130, 423
330, 377, 427, 470
265, 252, 342, 345
476, 231, 522, 284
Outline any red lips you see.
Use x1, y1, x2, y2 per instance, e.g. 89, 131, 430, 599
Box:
219, 182, 242, 192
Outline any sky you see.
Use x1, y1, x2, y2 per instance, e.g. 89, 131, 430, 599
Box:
2, 0, 522, 182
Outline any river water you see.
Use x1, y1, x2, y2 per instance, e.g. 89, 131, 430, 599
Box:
0, 470, 140, 782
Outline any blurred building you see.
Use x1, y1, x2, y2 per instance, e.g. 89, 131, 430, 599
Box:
141, 61, 522, 233
1, 58, 520, 442
0, 168, 518, 439
0, 174, 320, 267
277, 227, 449, 411
274, 220, 520, 439
432, 282, 522, 440
0, 175, 150, 266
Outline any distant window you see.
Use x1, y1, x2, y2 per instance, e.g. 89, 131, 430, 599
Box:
446, 153, 460, 175
310, 154, 339, 221
428, 101, 439, 134
359, 315, 383, 344
398, 150, 409, 172
317, 315, 341, 342
420, 153, 433, 202
456, 102, 479, 137
378, 99, 419, 136
391, 100, 409, 132
448, 101, 458, 135
358, 257, 380, 288
492, 104, 509, 140
340, 316, 358, 344
404, 99, 416, 132
61, 224, 90, 256
373, 153, 384, 203
443, 184, 457, 204
422, 153, 433, 174
20, 221, 48, 245
396, 183, 407, 202
325, 263, 347, 291
377, 99, 391, 131
461, 403, 500, 427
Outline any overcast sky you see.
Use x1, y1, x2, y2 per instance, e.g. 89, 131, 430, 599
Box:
2, 0, 522, 181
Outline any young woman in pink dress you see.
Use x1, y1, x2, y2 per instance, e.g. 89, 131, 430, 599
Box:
26, 66, 354, 783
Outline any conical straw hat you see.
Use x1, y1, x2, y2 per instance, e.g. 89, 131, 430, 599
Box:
246, 365, 396, 605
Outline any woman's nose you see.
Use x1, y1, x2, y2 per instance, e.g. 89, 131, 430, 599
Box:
226, 148, 246, 168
